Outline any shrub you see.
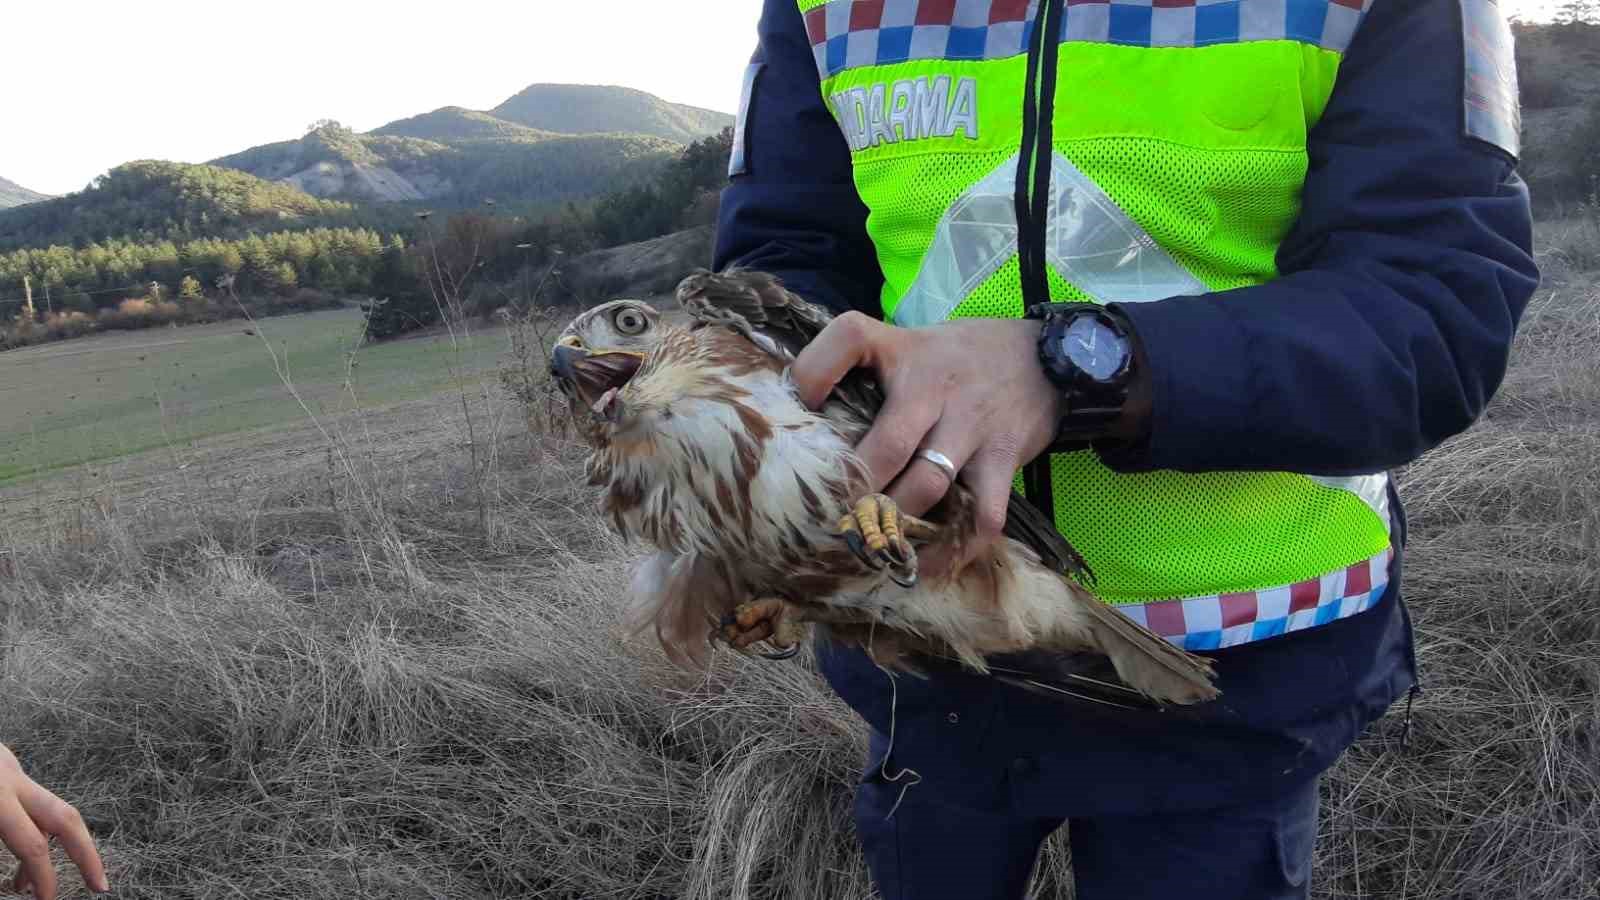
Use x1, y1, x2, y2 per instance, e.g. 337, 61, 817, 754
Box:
98, 297, 183, 331
255, 288, 346, 316
40, 311, 96, 342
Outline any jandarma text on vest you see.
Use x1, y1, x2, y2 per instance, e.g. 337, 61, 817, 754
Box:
828, 75, 979, 150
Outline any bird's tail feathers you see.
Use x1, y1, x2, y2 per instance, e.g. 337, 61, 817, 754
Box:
1078, 595, 1220, 706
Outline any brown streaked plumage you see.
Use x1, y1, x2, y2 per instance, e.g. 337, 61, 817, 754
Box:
550, 270, 1219, 707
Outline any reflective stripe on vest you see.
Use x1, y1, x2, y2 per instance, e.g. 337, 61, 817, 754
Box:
893, 151, 1208, 328
1123, 548, 1394, 652
797, 0, 1393, 645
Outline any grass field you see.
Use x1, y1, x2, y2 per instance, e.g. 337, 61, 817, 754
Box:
0, 239, 1597, 898
0, 309, 508, 485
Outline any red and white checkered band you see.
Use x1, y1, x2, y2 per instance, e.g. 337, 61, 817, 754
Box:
804, 0, 1376, 80
1112, 547, 1394, 652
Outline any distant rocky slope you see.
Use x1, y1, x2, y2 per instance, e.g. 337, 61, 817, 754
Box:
0, 176, 48, 210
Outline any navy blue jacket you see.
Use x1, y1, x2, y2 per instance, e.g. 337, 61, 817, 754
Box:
714, 0, 1538, 814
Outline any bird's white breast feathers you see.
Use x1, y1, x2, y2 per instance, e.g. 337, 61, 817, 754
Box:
610, 363, 860, 564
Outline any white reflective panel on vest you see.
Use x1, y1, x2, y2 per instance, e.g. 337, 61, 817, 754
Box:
893, 152, 1207, 329
1310, 474, 1392, 530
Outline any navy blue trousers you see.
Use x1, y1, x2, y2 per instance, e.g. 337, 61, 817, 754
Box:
820, 540, 1416, 900
855, 747, 1320, 899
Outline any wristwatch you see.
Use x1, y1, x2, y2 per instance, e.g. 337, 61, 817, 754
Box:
1027, 302, 1138, 445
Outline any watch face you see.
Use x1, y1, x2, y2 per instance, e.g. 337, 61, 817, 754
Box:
1060, 316, 1130, 382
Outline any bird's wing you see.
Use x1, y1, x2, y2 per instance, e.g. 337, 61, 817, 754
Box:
675, 268, 831, 351
674, 269, 1094, 586
675, 268, 883, 426
1003, 491, 1096, 586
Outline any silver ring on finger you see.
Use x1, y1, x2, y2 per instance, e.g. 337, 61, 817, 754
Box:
914, 448, 959, 484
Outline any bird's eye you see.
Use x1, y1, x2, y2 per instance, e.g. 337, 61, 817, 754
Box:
613, 307, 648, 335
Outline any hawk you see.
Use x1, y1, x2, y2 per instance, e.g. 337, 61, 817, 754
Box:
550, 270, 1218, 707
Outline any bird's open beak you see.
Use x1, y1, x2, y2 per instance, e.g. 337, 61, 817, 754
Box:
550, 339, 587, 382
549, 336, 646, 411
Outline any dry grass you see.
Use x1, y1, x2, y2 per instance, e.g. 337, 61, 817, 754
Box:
1312, 246, 1600, 898
1, 362, 873, 899
2, 255, 1598, 897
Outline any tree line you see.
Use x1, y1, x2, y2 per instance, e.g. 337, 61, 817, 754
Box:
0, 228, 389, 313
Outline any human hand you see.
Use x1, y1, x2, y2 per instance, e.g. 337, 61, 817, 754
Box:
0, 743, 107, 898
790, 312, 1062, 570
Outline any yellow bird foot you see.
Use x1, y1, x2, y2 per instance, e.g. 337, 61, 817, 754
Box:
719, 597, 807, 660
836, 493, 938, 588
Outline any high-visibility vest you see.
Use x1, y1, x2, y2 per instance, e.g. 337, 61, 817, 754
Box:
797, 0, 1393, 651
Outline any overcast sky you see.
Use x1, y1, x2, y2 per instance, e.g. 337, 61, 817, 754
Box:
0, 0, 1559, 196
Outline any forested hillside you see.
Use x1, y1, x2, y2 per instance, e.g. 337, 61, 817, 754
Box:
212, 121, 676, 208
488, 84, 732, 143
369, 107, 558, 143
206, 84, 728, 208
0, 162, 359, 252
0, 176, 48, 210
214, 111, 690, 209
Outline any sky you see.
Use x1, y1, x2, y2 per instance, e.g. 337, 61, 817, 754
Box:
0, 0, 1561, 196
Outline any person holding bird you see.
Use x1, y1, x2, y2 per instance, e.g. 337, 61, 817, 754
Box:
710, 0, 1538, 897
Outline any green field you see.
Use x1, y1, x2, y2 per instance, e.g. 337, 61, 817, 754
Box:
0, 309, 509, 484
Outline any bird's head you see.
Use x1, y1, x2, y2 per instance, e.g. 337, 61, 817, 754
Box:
551, 300, 663, 423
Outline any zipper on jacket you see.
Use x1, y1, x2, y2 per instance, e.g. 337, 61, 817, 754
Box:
1019, 0, 1064, 522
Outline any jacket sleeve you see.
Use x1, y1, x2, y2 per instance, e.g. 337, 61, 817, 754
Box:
712, 0, 885, 318
1103, 0, 1539, 477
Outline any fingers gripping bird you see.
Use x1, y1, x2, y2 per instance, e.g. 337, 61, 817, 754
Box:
550, 270, 1218, 707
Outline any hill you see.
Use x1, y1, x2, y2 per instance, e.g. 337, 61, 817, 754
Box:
213, 120, 679, 208
369, 106, 559, 143
488, 84, 733, 144
0, 160, 356, 251
211, 85, 728, 209
0, 175, 48, 210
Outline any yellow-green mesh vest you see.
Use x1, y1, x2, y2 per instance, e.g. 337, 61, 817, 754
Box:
797, 0, 1393, 649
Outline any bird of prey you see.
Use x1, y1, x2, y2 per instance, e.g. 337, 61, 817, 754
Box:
549, 270, 1218, 707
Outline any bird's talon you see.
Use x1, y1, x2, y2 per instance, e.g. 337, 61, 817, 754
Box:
759, 643, 801, 661
842, 528, 877, 570
882, 538, 908, 568
888, 568, 918, 589
718, 597, 806, 657
840, 494, 928, 586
